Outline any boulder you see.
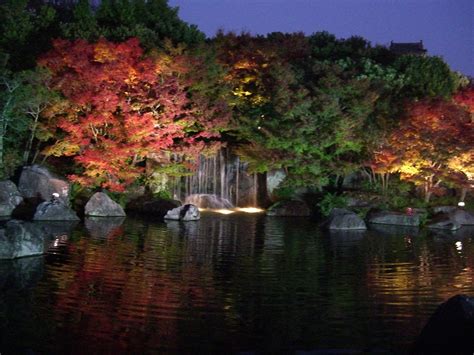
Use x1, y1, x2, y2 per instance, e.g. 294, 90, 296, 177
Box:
33, 200, 80, 221
411, 294, 474, 353
427, 214, 462, 231
0, 180, 23, 216
18, 165, 70, 205
325, 208, 367, 230
449, 209, 474, 225
126, 196, 181, 218
164, 204, 200, 221
367, 210, 420, 227
85, 192, 126, 217
0, 220, 45, 259
432, 206, 458, 214
266, 200, 311, 217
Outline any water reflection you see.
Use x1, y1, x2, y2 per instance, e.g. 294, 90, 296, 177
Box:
0, 215, 472, 353
84, 217, 125, 239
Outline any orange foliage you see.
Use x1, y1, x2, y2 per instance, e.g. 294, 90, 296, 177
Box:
40, 38, 229, 191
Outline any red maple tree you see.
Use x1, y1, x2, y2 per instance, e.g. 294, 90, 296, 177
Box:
370, 98, 473, 201
40, 38, 229, 191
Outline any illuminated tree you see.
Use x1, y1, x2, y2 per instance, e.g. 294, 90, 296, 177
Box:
373, 99, 473, 202
40, 38, 228, 191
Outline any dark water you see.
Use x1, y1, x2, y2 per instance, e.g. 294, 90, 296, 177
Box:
1, 212, 473, 354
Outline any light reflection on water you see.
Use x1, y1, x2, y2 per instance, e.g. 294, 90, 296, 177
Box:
0, 214, 473, 353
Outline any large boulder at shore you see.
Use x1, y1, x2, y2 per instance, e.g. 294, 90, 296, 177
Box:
33, 201, 80, 221
325, 208, 367, 230
432, 206, 458, 214
411, 294, 474, 353
126, 196, 181, 218
85, 192, 126, 217
18, 165, 70, 205
427, 214, 462, 231
0, 180, 23, 216
367, 210, 420, 227
0, 220, 45, 259
266, 200, 311, 217
164, 204, 200, 221
449, 209, 474, 225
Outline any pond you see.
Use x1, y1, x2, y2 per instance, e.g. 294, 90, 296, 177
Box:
1, 212, 473, 353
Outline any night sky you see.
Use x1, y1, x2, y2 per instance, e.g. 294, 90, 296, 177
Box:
169, 0, 473, 77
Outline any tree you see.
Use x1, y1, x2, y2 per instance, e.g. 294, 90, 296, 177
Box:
0, 0, 57, 70
40, 38, 228, 192
372, 99, 473, 202
393, 55, 458, 99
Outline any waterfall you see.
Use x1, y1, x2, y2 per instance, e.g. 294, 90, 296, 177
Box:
171, 148, 258, 208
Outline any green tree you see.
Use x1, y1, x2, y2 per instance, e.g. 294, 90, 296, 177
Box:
393, 55, 458, 99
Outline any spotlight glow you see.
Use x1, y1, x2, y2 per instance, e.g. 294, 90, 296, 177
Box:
236, 207, 264, 213
215, 209, 235, 215
458, 201, 465, 207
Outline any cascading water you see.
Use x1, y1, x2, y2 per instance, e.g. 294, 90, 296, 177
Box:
171, 148, 258, 208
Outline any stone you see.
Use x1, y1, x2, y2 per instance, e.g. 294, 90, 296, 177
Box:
0, 220, 45, 259
427, 214, 462, 231
325, 208, 367, 230
85, 192, 126, 217
266, 200, 311, 217
411, 294, 474, 353
18, 165, 70, 205
164, 204, 200, 221
432, 206, 458, 214
126, 196, 181, 218
0, 180, 23, 216
449, 209, 474, 225
185, 194, 233, 209
367, 210, 420, 227
33, 200, 80, 221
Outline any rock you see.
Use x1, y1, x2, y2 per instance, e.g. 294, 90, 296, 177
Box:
85, 217, 125, 239
427, 214, 462, 231
411, 294, 474, 353
85, 192, 126, 217
126, 196, 181, 218
164, 204, 200, 221
266, 200, 311, 217
33, 201, 80, 221
0, 180, 23, 216
432, 206, 458, 214
185, 194, 233, 209
11, 197, 44, 220
0, 220, 45, 259
18, 165, 70, 205
326, 208, 367, 230
342, 171, 365, 190
346, 197, 371, 208
449, 209, 474, 225
367, 210, 420, 227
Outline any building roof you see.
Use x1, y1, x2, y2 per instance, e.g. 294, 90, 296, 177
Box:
389, 41, 427, 55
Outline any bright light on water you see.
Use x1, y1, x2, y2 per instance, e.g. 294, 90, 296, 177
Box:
236, 207, 264, 213
214, 209, 235, 215
455, 241, 463, 251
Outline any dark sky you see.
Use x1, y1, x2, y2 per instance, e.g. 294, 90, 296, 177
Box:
168, 0, 473, 77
